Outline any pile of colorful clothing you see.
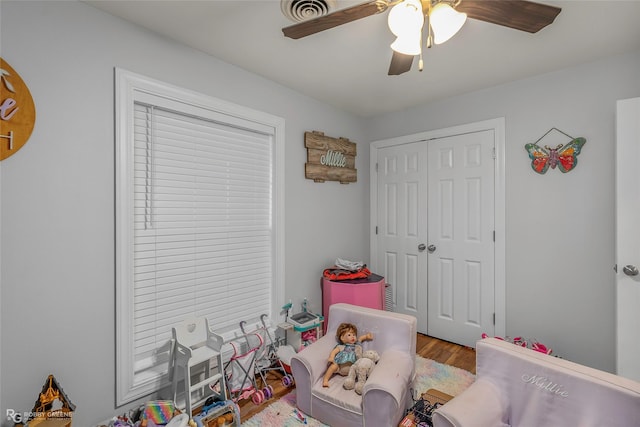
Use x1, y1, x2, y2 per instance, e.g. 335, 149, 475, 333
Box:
323, 258, 371, 281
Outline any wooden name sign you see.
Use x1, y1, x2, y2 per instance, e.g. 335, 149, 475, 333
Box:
305, 131, 357, 184
1, 57, 36, 161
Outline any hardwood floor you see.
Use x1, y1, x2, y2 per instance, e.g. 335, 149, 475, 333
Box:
416, 333, 476, 374
236, 333, 475, 422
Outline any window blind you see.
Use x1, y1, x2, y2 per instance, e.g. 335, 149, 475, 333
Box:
131, 101, 274, 380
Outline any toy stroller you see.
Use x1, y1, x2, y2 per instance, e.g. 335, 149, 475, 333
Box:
219, 316, 294, 406
253, 314, 295, 398
219, 320, 264, 404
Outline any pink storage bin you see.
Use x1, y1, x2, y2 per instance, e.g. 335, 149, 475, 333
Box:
322, 274, 385, 333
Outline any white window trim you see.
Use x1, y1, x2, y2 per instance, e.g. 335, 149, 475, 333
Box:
115, 68, 285, 405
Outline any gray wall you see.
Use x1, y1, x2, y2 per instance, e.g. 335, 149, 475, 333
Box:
2, 0, 639, 424
0, 1, 368, 424
363, 50, 640, 373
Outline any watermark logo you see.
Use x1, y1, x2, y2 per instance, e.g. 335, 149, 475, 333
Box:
6, 409, 73, 423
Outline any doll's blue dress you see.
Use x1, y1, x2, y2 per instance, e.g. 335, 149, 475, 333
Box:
334, 343, 358, 364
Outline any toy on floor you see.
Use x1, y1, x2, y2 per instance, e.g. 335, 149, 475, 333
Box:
220, 315, 294, 406
400, 396, 442, 427
290, 408, 308, 424
481, 333, 552, 355
323, 322, 374, 387
141, 400, 177, 425
343, 349, 380, 394
221, 320, 264, 404
164, 413, 189, 427
16, 374, 75, 427
300, 329, 317, 346
400, 389, 453, 427
192, 399, 240, 427
254, 314, 295, 397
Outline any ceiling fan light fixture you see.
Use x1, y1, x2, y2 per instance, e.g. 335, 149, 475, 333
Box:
390, 34, 422, 56
430, 2, 467, 45
388, 0, 424, 38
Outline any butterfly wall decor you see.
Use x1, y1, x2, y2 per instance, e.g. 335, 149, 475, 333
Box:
524, 128, 586, 174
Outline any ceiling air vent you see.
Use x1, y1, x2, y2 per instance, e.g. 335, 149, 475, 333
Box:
281, 0, 337, 22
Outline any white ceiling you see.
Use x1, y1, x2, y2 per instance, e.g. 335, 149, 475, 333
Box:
86, 0, 640, 118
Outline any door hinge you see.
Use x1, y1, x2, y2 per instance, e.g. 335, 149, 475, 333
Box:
375, 162, 378, 172
493, 313, 496, 325
492, 147, 496, 159
493, 230, 495, 242
375, 226, 378, 235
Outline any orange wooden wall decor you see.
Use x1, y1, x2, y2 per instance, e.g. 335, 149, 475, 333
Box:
304, 131, 357, 184
1, 57, 36, 161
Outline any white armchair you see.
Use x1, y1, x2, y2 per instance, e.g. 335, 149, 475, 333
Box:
291, 303, 417, 427
433, 337, 640, 427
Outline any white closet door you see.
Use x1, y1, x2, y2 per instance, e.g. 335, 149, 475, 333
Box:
376, 141, 429, 332
375, 128, 496, 347
427, 130, 495, 347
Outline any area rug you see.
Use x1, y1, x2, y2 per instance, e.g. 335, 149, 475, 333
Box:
241, 356, 475, 426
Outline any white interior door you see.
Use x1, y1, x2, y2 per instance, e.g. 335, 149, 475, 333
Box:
427, 130, 495, 347
376, 141, 429, 331
374, 126, 498, 347
615, 97, 640, 382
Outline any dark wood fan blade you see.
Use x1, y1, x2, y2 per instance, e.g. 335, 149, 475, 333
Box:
282, 0, 388, 39
457, 0, 561, 33
388, 51, 414, 75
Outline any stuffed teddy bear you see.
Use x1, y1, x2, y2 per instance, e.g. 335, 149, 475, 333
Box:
343, 349, 380, 395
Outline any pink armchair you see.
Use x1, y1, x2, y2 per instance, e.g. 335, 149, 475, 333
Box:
291, 303, 417, 427
433, 337, 640, 427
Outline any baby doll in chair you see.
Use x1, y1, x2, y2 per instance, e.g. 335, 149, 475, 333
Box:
323, 322, 373, 387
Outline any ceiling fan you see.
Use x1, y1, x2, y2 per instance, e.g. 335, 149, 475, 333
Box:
282, 0, 561, 75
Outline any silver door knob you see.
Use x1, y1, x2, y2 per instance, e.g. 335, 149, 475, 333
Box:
418, 244, 426, 252
427, 244, 436, 253
623, 265, 639, 276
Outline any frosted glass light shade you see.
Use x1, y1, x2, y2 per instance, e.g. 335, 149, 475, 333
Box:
388, 0, 424, 38
430, 2, 467, 44
390, 34, 422, 55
